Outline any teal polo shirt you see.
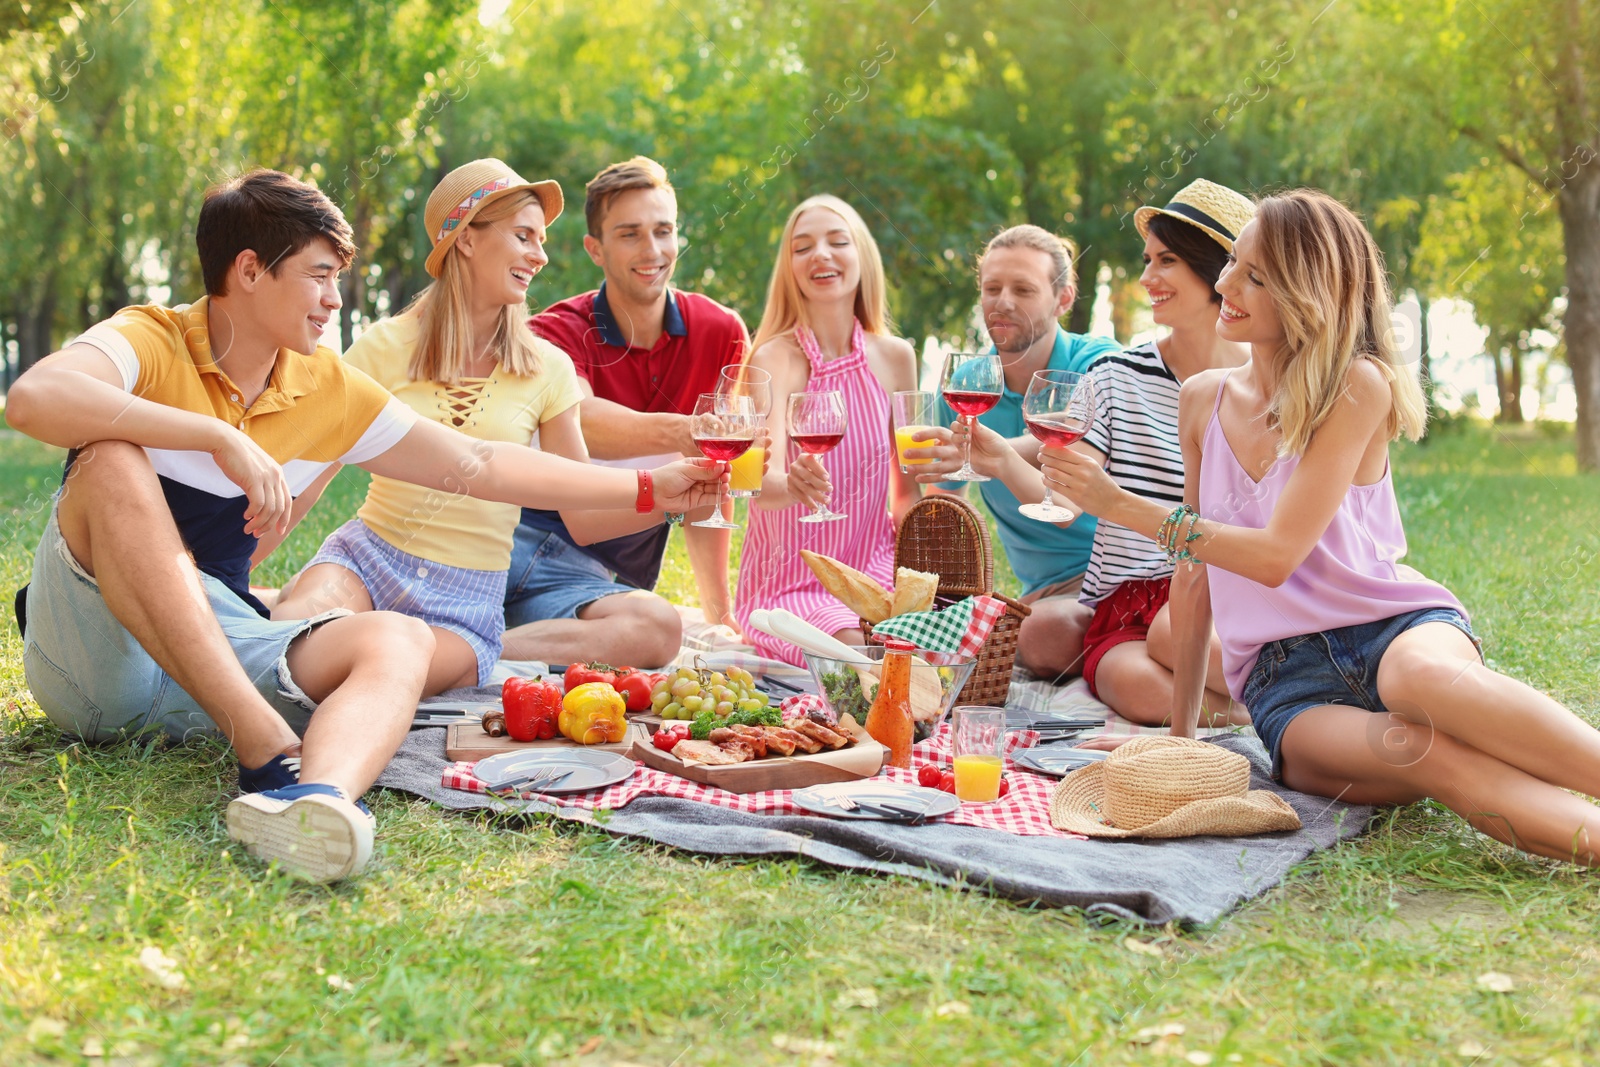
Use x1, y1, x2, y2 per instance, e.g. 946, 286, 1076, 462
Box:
936, 327, 1121, 595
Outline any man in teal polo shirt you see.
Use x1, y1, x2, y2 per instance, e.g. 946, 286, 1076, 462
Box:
932, 225, 1119, 679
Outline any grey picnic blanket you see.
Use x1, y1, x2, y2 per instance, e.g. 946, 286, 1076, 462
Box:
375, 719, 1372, 927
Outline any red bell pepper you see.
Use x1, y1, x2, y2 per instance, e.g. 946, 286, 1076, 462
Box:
563, 661, 619, 693
502, 676, 562, 742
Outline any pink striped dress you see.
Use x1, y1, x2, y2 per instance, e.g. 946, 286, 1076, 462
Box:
734, 320, 897, 665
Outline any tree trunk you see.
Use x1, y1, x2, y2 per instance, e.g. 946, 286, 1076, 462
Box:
1492, 346, 1525, 424
1558, 171, 1600, 469
1417, 291, 1434, 438
16, 286, 57, 374
1067, 278, 1095, 336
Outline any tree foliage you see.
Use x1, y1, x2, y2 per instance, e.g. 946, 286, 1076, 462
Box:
0, 0, 1587, 461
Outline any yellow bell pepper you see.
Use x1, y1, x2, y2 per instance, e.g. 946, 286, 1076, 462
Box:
559, 682, 628, 745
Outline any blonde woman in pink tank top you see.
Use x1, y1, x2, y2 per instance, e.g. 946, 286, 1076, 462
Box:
732, 196, 920, 665
1052, 189, 1600, 866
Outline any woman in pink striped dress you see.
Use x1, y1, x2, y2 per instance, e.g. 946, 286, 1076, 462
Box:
733, 195, 920, 664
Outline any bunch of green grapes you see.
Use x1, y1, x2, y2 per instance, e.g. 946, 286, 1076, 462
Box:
650, 664, 771, 720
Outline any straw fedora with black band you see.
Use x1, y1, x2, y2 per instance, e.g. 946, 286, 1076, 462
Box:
1133, 179, 1255, 253
1050, 735, 1301, 839
423, 159, 563, 279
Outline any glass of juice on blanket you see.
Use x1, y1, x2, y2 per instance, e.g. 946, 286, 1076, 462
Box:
951, 706, 1006, 803
891, 390, 936, 473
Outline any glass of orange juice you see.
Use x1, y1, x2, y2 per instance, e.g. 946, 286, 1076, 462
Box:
891, 390, 936, 473
728, 442, 765, 497
951, 706, 1006, 803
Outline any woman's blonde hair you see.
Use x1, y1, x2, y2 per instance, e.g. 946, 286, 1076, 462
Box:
1251, 188, 1427, 455
751, 195, 892, 353
404, 189, 545, 383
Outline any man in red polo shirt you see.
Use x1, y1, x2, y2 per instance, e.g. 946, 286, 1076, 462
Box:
504, 157, 748, 666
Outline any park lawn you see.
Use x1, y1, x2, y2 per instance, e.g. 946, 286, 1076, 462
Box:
1, 424, 1597, 1067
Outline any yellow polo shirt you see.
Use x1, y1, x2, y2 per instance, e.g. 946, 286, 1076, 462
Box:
344, 314, 585, 571
71, 297, 415, 609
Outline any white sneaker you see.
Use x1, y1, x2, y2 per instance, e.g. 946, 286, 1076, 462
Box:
226, 784, 375, 883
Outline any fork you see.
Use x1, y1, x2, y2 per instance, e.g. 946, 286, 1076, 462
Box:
498, 768, 572, 793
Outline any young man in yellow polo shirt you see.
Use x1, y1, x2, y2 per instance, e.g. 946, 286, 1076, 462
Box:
8, 170, 720, 883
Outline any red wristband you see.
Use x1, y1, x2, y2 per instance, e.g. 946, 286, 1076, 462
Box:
635, 468, 655, 514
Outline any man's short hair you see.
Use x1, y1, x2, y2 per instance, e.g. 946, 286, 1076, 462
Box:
196, 169, 356, 297
980, 224, 1078, 294
584, 156, 674, 238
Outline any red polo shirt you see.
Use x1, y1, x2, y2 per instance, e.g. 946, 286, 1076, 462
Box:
529, 283, 747, 415
516, 283, 749, 592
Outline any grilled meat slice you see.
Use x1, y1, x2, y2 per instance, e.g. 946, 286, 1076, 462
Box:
791, 717, 850, 749
759, 727, 800, 757
673, 739, 750, 765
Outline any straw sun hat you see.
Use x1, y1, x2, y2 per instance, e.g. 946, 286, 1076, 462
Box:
1133, 179, 1256, 253
423, 158, 563, 278
1049, 736, 1302, 839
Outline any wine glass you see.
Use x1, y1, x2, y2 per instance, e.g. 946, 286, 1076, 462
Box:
786, 389, 848, 523
689, 392, 756, 530
716, 364, 773, 417
717, 365, 772, 499
939, 351, 1003, 483
1019, 370, 1096, 522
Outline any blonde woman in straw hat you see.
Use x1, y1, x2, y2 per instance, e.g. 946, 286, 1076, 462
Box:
1053, 189, 1600, 866
271, 159, 722, 696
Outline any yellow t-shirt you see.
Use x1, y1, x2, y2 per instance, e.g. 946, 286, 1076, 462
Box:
344, 315, 585, 571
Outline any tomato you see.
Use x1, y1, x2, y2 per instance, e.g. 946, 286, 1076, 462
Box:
653, 723, 690, 752
937, 771, 956, 794
997, 776, 1012, 798
501, 676, 562, 742
916, 764, 943, 789
564, 661, 619, 693
614, 670, 655, 713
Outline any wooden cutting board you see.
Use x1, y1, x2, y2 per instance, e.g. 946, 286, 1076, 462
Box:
445, 719, 652, 762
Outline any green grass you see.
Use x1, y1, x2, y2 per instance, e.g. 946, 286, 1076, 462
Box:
2, 422, 1598, 1066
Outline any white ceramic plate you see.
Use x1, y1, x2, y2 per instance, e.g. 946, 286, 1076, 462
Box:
474, 748, 635, 794
792, 779, 959, 821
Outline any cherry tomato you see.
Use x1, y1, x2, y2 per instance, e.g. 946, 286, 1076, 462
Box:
938, 771, 956, 794
997, 776, 1011, 798
917, 764, 943, 788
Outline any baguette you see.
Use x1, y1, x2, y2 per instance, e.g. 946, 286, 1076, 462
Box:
889, 567, 940, 616
800, 550, 893, 623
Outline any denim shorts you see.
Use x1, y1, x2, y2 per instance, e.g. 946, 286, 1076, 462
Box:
21, 500, 343, 744
307, 519, 505, 685
1243, 607, 1481, 779
502, 524, 636, 629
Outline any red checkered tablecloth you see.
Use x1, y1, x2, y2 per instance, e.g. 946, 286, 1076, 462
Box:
441, 725, 1084, 839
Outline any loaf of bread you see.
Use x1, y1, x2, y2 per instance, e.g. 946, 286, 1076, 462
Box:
800, 550, 893, 623
889, 567, 939, 616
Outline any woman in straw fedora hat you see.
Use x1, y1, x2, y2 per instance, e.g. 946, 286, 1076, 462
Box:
269, 159, 726, 695
1033, 179, 1256, 727
1053, 188, 1600, 865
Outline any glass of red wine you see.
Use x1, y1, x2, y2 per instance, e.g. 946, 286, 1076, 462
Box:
689, 392, 756, 529
939, 351, 1003, 483
1020, 369, 1096, 522
786, 389, 848, 523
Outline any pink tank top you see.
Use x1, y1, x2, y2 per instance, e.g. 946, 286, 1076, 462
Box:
1199, 370, 1465, 699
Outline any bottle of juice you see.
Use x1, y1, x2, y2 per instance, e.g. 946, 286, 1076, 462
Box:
864, 638, 915, 769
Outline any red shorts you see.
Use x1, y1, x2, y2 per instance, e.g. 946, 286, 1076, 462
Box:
1081, 578, 1172, 700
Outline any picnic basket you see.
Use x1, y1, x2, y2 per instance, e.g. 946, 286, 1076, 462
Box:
861, 494, 1030, 706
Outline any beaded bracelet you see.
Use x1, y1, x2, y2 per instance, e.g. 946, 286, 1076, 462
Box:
1157, 503, 1205, 563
